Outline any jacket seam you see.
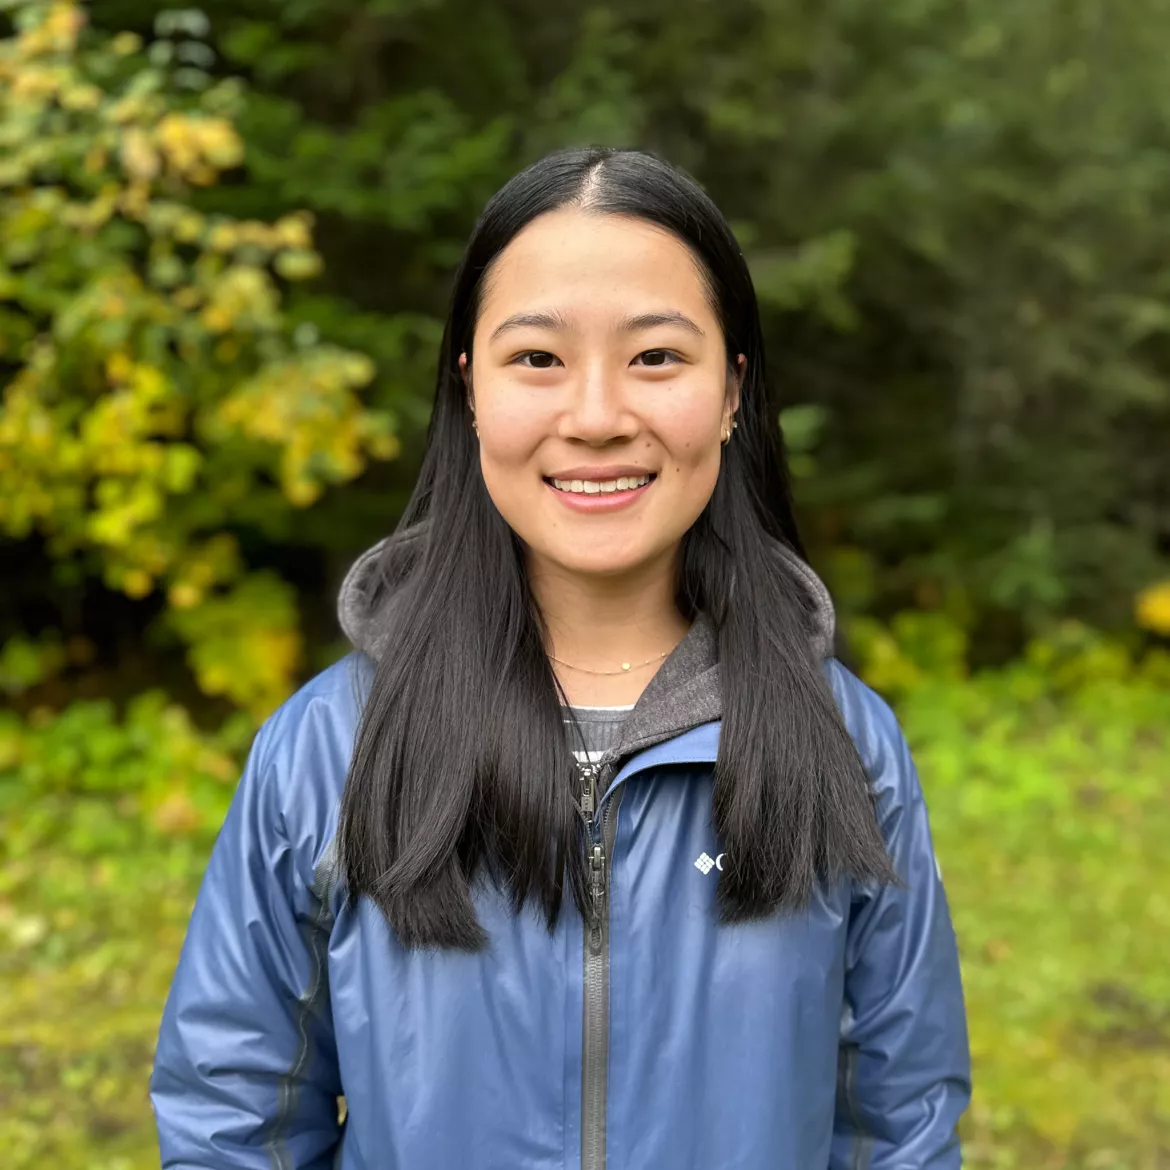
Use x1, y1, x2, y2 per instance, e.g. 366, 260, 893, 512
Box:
839, 1038, 873, 1170
263, 836, 339, 1167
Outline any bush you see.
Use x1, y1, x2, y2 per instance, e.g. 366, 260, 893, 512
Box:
857, 617, 1170, 1165
0, 691, 252, 1164
0, 0, 397, 719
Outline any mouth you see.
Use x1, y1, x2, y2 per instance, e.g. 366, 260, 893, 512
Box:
541, 471, 658, 513
542, 472, 657, 496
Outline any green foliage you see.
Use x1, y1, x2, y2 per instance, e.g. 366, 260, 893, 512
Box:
0, 690, 252, 1165
0, 1, 398, 717
853, 617, 1170, 1165
97, 0, 1165, 641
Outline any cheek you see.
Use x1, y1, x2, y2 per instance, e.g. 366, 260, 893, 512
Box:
656, 397, 722, 473
479, 389, 550, 468
476, 400, 551, 524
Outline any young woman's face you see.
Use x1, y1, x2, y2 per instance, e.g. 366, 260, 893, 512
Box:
463, 208, 742, 581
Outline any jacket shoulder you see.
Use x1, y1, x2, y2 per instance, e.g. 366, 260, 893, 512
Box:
241, 651, 372, 884
822, 657, 924, 829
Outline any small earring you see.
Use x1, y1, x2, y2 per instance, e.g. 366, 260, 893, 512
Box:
472, 419, 479, 436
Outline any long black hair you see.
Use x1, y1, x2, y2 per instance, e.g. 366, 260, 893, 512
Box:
337, 146, 898, 950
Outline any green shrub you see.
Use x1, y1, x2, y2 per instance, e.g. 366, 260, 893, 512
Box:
0, 693, 252, 1165
856, 618, 1170, 1166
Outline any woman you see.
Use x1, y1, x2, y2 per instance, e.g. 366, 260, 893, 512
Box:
150, 146, 971, 1169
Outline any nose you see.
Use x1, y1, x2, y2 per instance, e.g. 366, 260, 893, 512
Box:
558, 357, 638, 444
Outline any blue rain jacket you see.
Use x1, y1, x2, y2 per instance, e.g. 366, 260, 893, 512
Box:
149, 649, 971, 1169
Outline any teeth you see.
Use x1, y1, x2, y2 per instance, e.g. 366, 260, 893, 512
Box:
551, 475, 651, 494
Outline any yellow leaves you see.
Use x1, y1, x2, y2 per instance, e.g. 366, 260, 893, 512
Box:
340, 353, 376, 386
110, 32, 142, 56
198, 264, 279, 333
207, 223, 238, 251
204, 214, 325, 283
165, 534, 242, 611
168, 572, 305, 719
367, 429, 402, 460
191, 118, 244, 170
104, 351, 133, 385
1135, 580, 1170, 634
122, 568, 154, 599
274, 213, 314, 250
59, 184, 119, 232
111, 116, 243, 191
154, 114, 203, 176
8, 2, 85, 63
118, 127, 159, 181
171, 285, 203, 311
199, 305, 232, 333
274, 249, 323, 281
850, 616, 925, 696
214, 346, 394, 506
59, 82, 101, 111
40, 2, 86, 52
8, 64, 63, 103
208, 217, 317, 255
284, 474, 323, 508
107, 93, 150, 125
154, 113, 244, 180
86, 480, 164, 549
114, 180, 149, 224
173, 211, 205, 243
150, 790, 202, 835
167, 583, 202, 610
0, 8, 393, 719
162, 444, 202, 492
82, 143, 108, 173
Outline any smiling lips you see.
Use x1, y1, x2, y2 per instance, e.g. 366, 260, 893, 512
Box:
543, 469, 657, 512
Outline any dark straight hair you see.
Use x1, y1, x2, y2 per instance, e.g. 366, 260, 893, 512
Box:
337, 146, 897, 950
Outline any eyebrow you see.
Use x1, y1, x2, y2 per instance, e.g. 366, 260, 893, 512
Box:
488, 308, 705, 342
618, 311, 705, 338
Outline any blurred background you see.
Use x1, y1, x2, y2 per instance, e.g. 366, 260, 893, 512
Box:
1, 0, 1168, 1165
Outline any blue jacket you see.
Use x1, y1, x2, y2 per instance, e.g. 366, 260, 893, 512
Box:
148, 535, 968, 1165
149, 538, 971, 1169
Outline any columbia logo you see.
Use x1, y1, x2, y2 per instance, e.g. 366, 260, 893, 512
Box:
694, 852, 716, 874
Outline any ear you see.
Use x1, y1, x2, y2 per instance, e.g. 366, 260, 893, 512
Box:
727, 352, 745, 416
459, 352, 473, 411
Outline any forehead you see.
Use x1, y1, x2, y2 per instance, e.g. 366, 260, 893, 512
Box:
477, 208, 715, 326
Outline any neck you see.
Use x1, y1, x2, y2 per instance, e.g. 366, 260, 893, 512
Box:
527, 545, 692, 706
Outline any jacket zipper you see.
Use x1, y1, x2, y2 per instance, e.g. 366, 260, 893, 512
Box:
578, 760, 623, 1170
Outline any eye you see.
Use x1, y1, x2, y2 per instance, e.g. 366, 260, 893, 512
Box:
513, 351, 562, 369
633, 349, 682, 368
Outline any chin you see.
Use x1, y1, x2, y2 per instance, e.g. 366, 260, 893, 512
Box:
539, 544, 657, 579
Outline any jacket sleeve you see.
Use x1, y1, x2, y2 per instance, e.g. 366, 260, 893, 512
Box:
829, 671, 972, 1169
149, 714, 343, 1169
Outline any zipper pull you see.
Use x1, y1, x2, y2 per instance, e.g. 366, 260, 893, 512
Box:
588, 841, 606, 951
578, 762, 597, 818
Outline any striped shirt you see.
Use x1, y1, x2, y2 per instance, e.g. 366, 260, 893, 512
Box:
562, 703, 633, 766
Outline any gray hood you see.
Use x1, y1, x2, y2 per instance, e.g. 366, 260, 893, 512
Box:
337, 526, 837, 764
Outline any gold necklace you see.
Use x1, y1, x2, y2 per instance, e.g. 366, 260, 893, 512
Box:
548, 648, 672, 675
